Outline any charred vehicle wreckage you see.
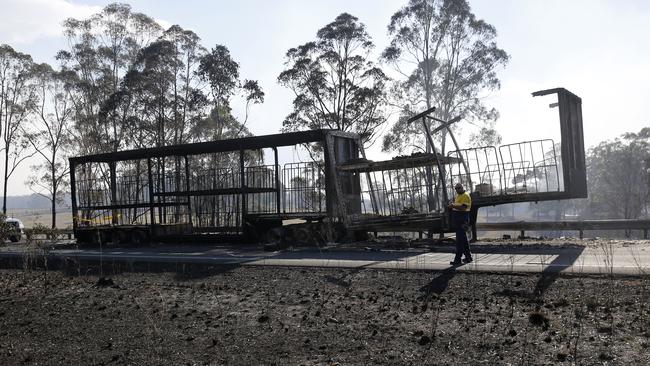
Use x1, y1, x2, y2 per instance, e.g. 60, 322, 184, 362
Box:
69, 88, 587, 246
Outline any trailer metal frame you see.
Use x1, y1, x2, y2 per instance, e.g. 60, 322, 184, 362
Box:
69, 88, 587, 245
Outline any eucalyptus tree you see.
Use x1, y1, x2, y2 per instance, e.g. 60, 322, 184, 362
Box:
26, 64, 74, 228
58, 3, 162, 154
191, 44, 265, 185
0, 44, 36, 214
586, 128, 650, 221
121, 39, 179, 148
125, 30, 211, 220
57, 3, 164, 227
198, 45, 264, 142
381, 0, 508, 154
278, 13, 388, 150
162, 25, 207, 146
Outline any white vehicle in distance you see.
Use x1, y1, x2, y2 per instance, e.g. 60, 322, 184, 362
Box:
5, 217, 25, 242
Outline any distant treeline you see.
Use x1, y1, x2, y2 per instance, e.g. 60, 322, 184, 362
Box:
1, 194, 70, 210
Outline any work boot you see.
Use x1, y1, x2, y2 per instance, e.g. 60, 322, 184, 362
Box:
462, 257, 473, 264
450, 260, 462, 266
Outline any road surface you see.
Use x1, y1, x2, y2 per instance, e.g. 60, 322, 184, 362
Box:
1, 239, 649, 275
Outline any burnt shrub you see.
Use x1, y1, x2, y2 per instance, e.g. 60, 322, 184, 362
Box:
529, 311, 550, 329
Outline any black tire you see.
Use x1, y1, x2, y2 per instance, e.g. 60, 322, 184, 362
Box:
9, 235, 19, 243
264, 227, 283, 245
89, 230, 109, 247
91, 230, 102, 246
294, 227, 313, 245
75, 231, 95, 247
111, 230, 126, 245
131, 229, 148, 245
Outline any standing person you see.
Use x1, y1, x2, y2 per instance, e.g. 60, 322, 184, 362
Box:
448, 183, 473, 265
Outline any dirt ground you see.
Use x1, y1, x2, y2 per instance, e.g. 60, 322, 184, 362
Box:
0, 260, 649, 365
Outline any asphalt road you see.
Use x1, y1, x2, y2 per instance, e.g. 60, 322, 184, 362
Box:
1, 239, 649, 275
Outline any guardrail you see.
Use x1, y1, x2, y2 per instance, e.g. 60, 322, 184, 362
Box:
21, 219, 650, 242
477, 219, 650, 239
24, 229, 74, 240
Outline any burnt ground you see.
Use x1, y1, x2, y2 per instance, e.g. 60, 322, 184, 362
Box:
0, 261, 649, 365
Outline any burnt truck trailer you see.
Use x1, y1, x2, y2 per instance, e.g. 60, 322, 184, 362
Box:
69, 129, 364, 245
69, 88, 587, 245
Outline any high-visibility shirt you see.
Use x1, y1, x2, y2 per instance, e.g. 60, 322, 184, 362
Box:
453, 191, 471, 212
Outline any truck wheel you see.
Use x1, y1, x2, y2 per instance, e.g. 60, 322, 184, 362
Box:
90, 230, 108, 246
9, 235, 19, 243
264, 227, 283, 245
75, 232, 93, 247
294, 227, 313, 245
131, 230, 148, 245
111, 230, 126, 245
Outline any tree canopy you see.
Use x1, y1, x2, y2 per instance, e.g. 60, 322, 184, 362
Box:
278, 13, 388, 149
586, 128, 650, 220
0, 44, 36, 214
381, 0, 509, 154
0, 3, 265, 227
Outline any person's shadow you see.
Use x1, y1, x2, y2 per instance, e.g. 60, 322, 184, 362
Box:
531, 246, 584, 298
418, 266, 457, 299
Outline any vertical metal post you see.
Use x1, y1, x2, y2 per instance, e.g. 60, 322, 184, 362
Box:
156, 158, 163, 224
323, 138, 334, 219
69, 161, 78, 232
147, 158, 155, 228
357, 140, 379, 215
470, 206, 479, 243
109, 161, 118, 225
273, 147, 281, 214
240, 150, 247, 218
325, 134, 351, 225
184, 156, 192, 227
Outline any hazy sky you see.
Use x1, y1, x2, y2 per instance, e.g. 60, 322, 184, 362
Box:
1, 0, 649, 196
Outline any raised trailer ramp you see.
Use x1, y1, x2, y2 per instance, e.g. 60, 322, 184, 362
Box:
341, 88, 587, 236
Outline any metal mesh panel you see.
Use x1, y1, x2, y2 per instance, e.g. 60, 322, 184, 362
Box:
359, 167, 443, 216
76, 163, 110, 209
75, 160, 153, 226
447, 139, 561, 197
247, 165, 277, 214
499, 139, 561, 194
282, 162, 325, 214
187, 157, 242, 231
448, 146, 502, 197
190, 195, 241, 233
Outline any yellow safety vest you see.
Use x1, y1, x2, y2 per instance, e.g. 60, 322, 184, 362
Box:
453, 191, 471, 212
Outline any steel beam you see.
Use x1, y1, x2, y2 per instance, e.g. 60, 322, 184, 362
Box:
70, 130, 352, 164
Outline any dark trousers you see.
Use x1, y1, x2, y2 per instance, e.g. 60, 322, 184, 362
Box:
452, 211, 471, 261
